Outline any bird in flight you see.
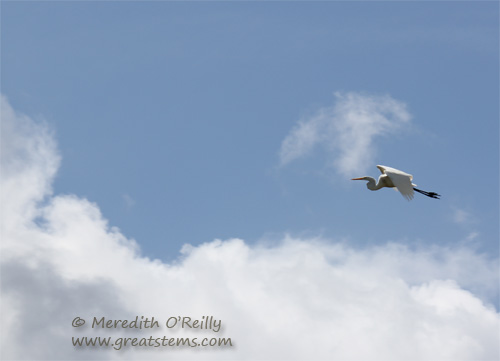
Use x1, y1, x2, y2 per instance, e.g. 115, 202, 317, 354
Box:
351, 165, 440, 201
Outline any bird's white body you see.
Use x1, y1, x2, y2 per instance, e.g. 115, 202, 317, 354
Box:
352, 165, 420, 201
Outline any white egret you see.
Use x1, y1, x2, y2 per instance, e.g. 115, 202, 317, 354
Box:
351, 165, 440, 200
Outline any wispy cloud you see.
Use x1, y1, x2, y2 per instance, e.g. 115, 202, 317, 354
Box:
279, 92, 411, 177
452, 206, 477, 225
122, 193, 136, 210
1, 96, 498, 360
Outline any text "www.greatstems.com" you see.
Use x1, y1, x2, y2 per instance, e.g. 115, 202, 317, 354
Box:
72, 335, 233, 350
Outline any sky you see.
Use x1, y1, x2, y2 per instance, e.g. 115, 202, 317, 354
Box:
1, 1, 499, 360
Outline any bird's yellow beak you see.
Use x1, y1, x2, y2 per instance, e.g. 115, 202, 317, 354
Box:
351, 177, 364, 180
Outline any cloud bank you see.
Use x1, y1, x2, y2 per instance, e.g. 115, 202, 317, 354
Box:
279, 92, 411, 177
1, 95, 499, 360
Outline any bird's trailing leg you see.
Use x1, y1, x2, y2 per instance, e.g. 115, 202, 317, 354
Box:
413, 187, 440, 199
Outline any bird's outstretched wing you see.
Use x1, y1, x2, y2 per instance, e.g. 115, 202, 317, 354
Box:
377, 165, 414, 201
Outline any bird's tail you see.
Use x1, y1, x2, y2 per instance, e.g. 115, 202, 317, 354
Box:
413, 187, 441, 199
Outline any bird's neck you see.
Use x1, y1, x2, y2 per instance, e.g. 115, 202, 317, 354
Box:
365, 177, 383, 191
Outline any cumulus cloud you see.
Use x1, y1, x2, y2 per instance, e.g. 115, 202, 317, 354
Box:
1, 96, 499, 360
279, 92, 411, 177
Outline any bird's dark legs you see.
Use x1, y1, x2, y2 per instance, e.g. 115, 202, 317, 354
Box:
414, 188, 441, 199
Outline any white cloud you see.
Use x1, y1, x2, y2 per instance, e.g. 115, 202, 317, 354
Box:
1, 96, 499, 360
279, 92, 411, 177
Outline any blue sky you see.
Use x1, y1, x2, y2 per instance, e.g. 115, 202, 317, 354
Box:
2, 2, 499, 360
3, 2, 498, 258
